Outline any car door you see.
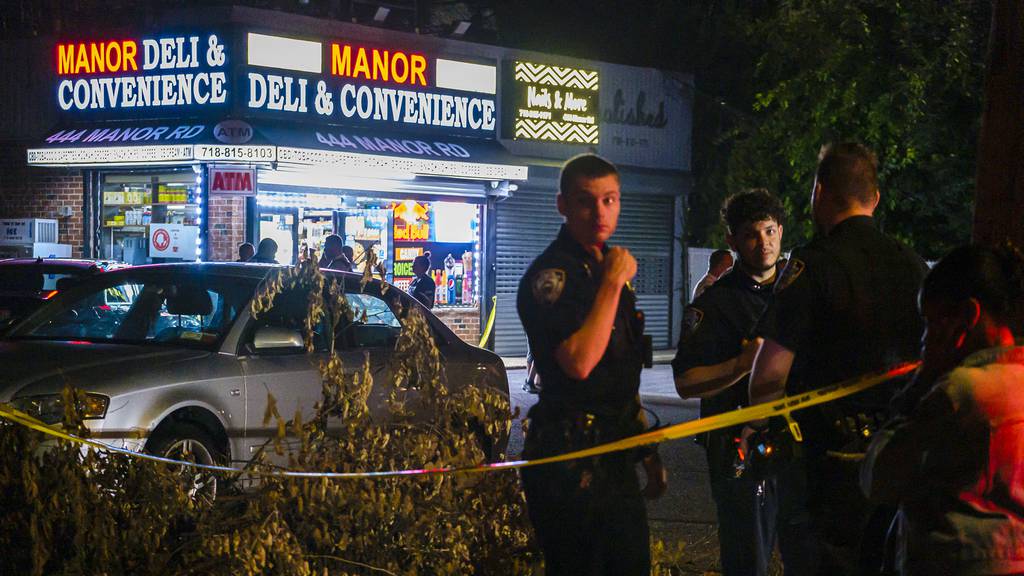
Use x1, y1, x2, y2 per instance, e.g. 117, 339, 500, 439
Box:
236, 281, 329, 467
335, 289, 405, 423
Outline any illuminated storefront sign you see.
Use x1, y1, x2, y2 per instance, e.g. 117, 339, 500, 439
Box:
209, 166, 256, 195
393, 200, 430, 241
55, 33, 229, 114
504, 60, 599, 144
245, 33, 496, 136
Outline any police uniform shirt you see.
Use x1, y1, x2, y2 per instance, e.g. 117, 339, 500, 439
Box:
517, 225, 644, 414
756, 215, 928, 411
673, 266, 776, 475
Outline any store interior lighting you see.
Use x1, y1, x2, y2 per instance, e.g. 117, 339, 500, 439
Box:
260, 165, 417, 194
258, 191, 347, 210
373, 6, 390, 22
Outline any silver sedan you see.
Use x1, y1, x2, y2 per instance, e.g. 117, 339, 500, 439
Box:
0, 263, 510, 476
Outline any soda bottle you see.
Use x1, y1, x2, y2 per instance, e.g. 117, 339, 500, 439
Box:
444, 253, 456, 305
453, 263, 463, 305
461, 252, 473, 304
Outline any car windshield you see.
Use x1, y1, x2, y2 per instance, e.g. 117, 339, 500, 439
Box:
9, 270, 254, 350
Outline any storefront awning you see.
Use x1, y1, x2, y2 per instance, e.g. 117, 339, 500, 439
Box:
28, 121, 528, 181
261, 124, 527, 181
26, 120, 275, 166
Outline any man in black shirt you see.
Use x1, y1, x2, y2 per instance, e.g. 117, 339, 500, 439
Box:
518, 153, 666, 576
675, 189, 810, 575
748, 142, 929, 575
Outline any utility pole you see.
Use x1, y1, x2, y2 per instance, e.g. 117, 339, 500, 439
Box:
973, 0, 1024, 246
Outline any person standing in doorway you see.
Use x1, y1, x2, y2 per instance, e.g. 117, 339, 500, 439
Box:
408, 252, 436, 309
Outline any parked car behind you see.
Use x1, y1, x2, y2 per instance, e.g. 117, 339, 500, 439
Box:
0, 258, 124, 330
0, 263, 510, 489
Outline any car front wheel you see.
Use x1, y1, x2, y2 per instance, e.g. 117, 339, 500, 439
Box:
146, 423, 224, 506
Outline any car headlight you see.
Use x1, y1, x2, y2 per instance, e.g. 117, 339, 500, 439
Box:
10, 393, 109, 425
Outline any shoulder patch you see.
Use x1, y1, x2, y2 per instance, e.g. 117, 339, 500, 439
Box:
532, 268, 566, 305
682, 306, 704, 336
774, 258, 805, 294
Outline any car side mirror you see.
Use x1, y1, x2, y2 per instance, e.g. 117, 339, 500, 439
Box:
253, 326, 304, 352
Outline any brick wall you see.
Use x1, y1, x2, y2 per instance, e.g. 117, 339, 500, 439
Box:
0, 143, 84, 256
433, 307, 481, 345
207, 195, 246, 262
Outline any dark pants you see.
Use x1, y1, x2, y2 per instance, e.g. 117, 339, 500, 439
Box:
521, 407, 650, 576
770, 459, 820, 576
710, 474, 774, 576
767, 451, 892, 576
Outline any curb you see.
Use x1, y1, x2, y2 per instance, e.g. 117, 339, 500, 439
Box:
642, 394, 696, 408
502, 350, 677, 371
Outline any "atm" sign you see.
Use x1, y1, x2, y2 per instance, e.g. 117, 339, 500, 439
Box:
209, 167, 256, 196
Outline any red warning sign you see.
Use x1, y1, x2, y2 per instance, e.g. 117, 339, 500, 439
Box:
152, 228, 171, 251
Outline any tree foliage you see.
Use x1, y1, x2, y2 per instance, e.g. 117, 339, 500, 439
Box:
707, 0, 990, 258
0, 261, 536, 575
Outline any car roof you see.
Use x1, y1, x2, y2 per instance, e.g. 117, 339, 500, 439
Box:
0, 258, 112, 271
103, 262, 369, 282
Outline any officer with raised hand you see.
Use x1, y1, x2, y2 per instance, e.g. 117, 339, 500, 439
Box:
518, 153, 666, 576
747, 142, 929, 575
674, 189, 793, 576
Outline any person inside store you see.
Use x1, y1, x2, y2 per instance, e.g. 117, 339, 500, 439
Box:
861, 244, 1024, 576
237, 242, 255, 262
673, 188, 792, 576
693, 248, 734, 300
517, 153, 666, 576
747, 142, 929, 574
318, 234, 353, 271
249, 238, 279, 264
408, 252, 436, 309
342, 245, 357, 272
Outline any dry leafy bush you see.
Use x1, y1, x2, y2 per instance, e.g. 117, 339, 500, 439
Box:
0, 261, 536, 575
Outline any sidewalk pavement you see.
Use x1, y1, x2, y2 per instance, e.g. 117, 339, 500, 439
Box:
500, 349, 677, 369
501, 350, 694, 407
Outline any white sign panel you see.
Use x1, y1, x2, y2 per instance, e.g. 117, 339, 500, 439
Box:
597, 63, 692, 171
149, 223, 198, 259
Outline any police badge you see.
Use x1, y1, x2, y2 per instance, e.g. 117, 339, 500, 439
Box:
532, 269, 566, 305
774, 258, 805, 293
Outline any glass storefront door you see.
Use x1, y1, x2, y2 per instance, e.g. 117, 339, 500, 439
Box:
257, 209, 297, 265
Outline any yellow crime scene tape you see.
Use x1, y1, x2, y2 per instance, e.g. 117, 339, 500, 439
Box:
478, 295, 498, 348
0, 361, 919, 479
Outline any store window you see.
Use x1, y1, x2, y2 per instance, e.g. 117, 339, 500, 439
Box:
387, 200, 480, 310
255, 194, 482, 312
100, 171, 202, 264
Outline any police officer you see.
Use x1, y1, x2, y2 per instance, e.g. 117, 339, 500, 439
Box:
747, 142, 929, 575
674, 189, 798, 576
518, 153, 667, 576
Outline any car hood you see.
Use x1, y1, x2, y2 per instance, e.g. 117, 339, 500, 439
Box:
0, 340, 212, 401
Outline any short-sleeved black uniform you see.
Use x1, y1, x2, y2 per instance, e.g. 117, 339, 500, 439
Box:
673, 266, 781, 576
517, 225, 650, 576
755, 215, 928, 573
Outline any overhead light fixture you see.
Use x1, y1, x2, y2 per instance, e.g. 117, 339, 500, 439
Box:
452, 20, 471, 37
374, 7, 390, 22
